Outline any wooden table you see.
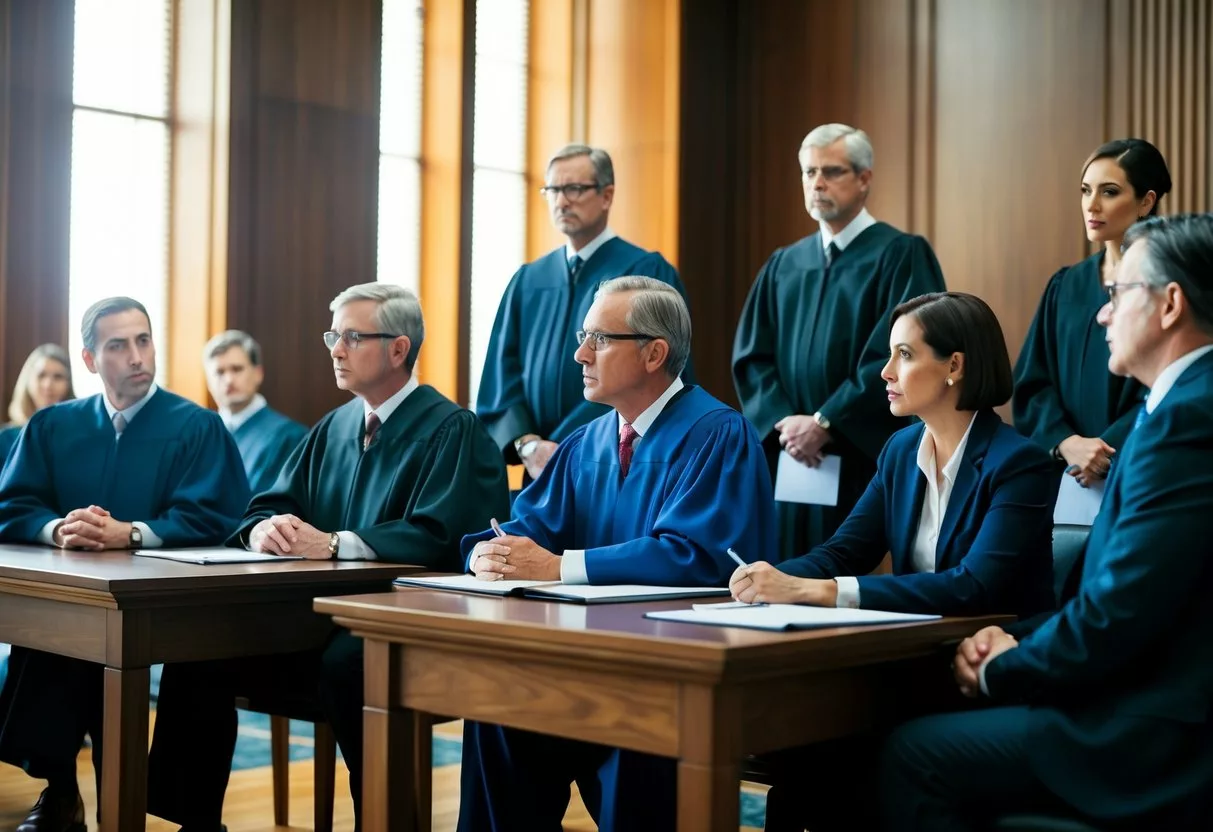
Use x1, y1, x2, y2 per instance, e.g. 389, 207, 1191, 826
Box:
317, 588, 1009, 832
0, 544, 421, 832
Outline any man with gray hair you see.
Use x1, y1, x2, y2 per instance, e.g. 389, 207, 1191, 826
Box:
147, 283, 510, 832
476, 143, 692, 485
459, 276, 776, 831
733, 123, 945, 560
203, 329, 307, 495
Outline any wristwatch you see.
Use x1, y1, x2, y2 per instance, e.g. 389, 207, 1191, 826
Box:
128, 525, 143, 550
812, 411, 831, 432
514, 436, 541, 461
327, 532, 341, 559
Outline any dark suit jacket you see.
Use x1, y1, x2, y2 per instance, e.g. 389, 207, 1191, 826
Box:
778, 408, 1055, 618
986, 349, 1213, 824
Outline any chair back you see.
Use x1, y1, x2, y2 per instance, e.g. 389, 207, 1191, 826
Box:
1051, 523, 1090, 606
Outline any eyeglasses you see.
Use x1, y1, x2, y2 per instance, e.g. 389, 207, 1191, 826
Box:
322, 330, 401, 350
540, 183, 601, 200
1103, 281, 1152, 310
801, 165, 855, 182
575, 330, 655, 351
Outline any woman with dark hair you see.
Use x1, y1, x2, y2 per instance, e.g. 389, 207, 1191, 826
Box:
0, 344, 75, 464
736, 292, 1057, 832
1013, 138, 1171, 486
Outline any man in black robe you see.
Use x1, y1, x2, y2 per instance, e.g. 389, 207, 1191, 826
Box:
733, 123, 946, 560
146, 283, 510, 832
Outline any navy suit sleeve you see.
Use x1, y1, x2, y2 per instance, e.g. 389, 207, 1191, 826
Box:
856, 443, 1055, 614
1011, 271, 1075, 452
582, 417, 778, 586
475, 267, 538, 459
985, 402, 1213, 701
145, 412, 251, 546
0, 415, 63, 540
732, 250, 797, 443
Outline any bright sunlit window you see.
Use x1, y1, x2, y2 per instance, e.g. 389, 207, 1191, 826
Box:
376, 0, 424, 294
467, 0, 529, 407
68, 0, 172, 397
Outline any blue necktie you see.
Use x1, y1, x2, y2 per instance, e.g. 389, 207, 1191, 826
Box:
568, 254, 583, 280
1133, 405, 1147, 431
824, 242, 839, 268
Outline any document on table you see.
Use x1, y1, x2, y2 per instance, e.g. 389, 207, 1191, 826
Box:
645, 601, 939, 631
1053, 475, 1105, 526
774, 451, 841, 506
133, 549, 304, 565
394, 574, 731, 604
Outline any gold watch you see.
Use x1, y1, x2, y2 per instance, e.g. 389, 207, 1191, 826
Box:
327, 532, 340, 559
812, 411, 831, 432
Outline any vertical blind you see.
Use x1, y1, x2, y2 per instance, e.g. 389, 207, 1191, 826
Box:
467, 0, 529, 407
376, 0, 425, 294
68, 0, 172, 397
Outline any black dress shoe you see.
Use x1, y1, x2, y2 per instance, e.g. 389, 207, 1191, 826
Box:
16, 788, 86, 832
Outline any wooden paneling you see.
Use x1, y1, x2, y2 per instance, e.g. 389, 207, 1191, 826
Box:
525, 0, 575, 260
0, 0, 73, 408
226, 0, 382, 426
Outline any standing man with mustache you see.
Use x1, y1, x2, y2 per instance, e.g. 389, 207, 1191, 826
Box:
0, 296, 250, 832
733, 123, 946, 560
476, 144, 692, 485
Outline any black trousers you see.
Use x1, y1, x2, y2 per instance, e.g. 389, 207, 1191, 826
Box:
0, 648, 103, 793
146, 629, 365, 830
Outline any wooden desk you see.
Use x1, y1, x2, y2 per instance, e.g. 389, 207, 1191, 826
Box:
316, 588, 1008, 832
0, 544, 420, 832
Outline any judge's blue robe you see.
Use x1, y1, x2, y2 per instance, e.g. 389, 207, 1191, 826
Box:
230, 404, 308, 495
0, 389, 249, 784
1012, 252, 1147, 462
733, 224, 946, 560
457, 385, 777, 832
0, 424, 18, 469
475, 237, 693, 464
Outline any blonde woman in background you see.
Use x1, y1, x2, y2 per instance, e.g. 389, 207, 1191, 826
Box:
1, 344, 75, 465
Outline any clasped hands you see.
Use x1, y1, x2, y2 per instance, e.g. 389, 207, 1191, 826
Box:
54, 505, 132, 550
249, 514, 333, 559
775, 414, 830, 467
1058, 435, 1115, 487
953, 625, 1018, 698
470, 535, 562, 582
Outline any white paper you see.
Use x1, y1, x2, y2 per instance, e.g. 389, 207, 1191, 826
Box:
645, 602, 939, 631
536, 584, 731, 602
394, 574, 557, 595
1053, 476, 1106, 526
774, 451, 841, 506
133, 548, 304, 565
393, 575, 731, 604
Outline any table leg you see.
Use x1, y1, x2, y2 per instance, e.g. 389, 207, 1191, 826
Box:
363, 640, 417, 832
678, 684, 742, 832
101, 666, 150, 832
678, 758, 741, 832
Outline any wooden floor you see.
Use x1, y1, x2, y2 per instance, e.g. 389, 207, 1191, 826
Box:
0, 719, 766, 831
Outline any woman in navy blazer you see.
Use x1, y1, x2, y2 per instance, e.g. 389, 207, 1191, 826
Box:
731, 291, 1056, 619
744, 292, 1057, 832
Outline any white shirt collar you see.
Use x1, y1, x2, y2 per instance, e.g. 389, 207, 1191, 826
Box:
821, 207, 877, 253
916, 413, 979, 486
103, 383, 159, 427
565, 227, 618, 264
221, 393, 268, 432
363, 374, 420, 425
617, 376, 685, 438
1145, 344, 1213, 413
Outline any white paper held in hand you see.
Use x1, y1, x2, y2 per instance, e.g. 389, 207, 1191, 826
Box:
1053, 476, 1105, 526
774, 451, 841, 506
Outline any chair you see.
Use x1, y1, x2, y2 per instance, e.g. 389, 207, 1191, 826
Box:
236, 696, 337, 832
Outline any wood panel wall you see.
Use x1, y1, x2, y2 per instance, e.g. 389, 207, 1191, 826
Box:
225, 0, 383, 426
680, 0, 1213, 406
0, 0, 73, 411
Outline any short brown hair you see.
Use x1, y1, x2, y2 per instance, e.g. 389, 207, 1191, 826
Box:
891, 292, 1013, 411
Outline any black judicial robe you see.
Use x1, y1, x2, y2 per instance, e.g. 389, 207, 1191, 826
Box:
231, 405, 308, 495
732, 223, 946, 560
0, 424, 18, 469
231, 384, 510, 568
475, 237, 692, 463
1012, 252, 1146, 457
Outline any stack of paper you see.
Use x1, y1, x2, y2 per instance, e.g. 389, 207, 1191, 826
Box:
644, 601, 940, 631
394, 574, 731, 605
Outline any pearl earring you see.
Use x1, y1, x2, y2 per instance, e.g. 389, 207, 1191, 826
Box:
946, 378, 954, 387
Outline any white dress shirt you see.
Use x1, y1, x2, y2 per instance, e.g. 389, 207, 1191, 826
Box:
330, 374, 420, 561
820, 208, 877, 254
978, 343, 1213, 695
220, 393, 268, 432
565, 226, 618, 264
559, 377, 686, 584
835, 415, 977, 608
39, 384, 164, 547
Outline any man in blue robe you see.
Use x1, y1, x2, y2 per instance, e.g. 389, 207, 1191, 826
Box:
0, 297, 249, 832
203, 329, 308, 495
459, 277, 777, 832
475, 143, 693, 483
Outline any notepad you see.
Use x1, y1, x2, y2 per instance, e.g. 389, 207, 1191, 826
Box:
774, 451, 841, 505
394, 574, 731, 604
644, 601, 940, 631
1053, 475, 1105, 526
133, 549, 304, 565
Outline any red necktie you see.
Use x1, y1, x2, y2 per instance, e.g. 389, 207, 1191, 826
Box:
619, 423, 639, 477
363, 412, 381, 451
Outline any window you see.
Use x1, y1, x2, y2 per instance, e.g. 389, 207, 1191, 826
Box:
68, 0, 173, 397
467, 0, 529, 407
376, 0, 425, 294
